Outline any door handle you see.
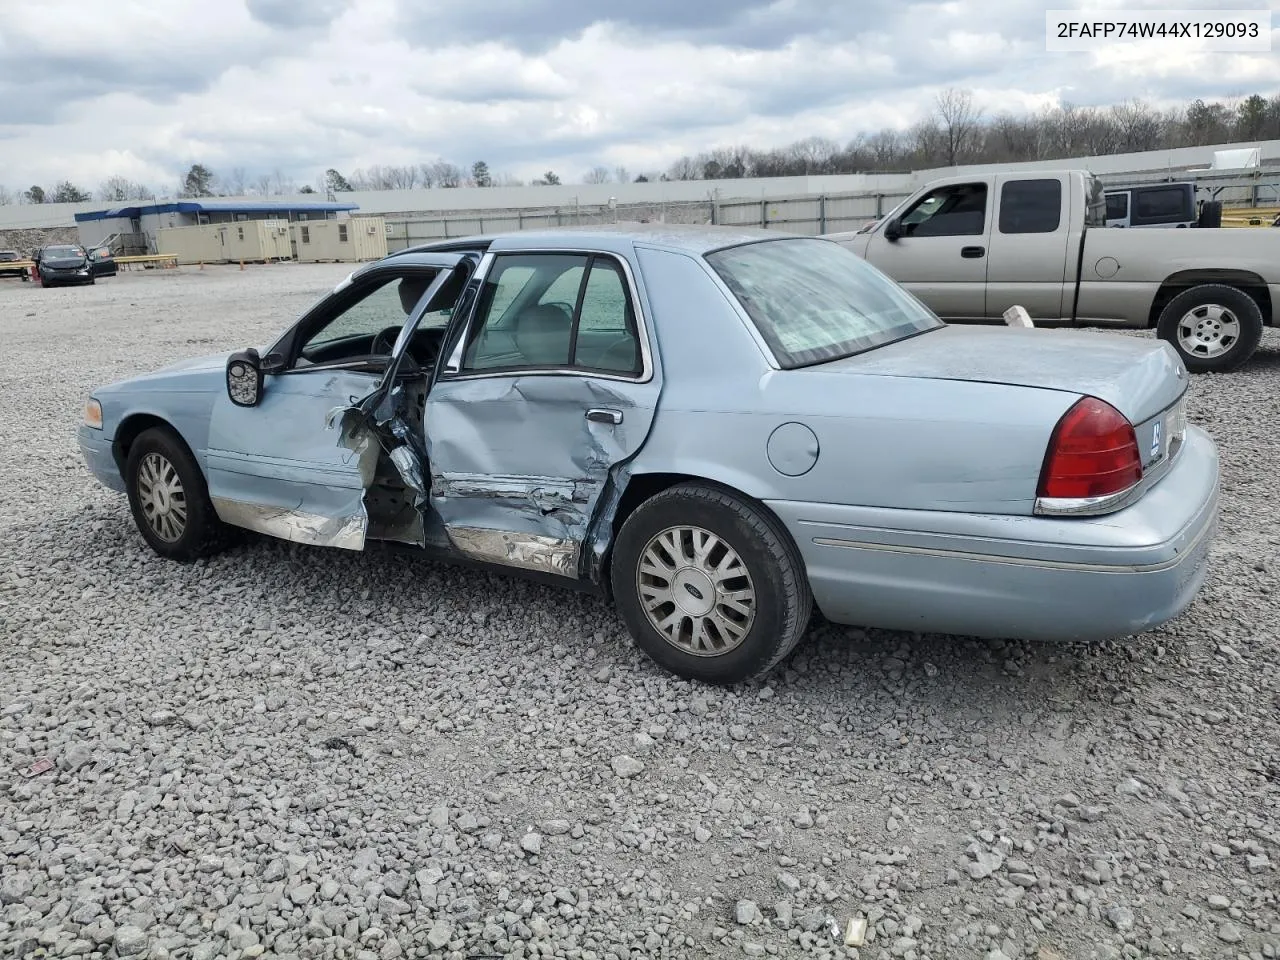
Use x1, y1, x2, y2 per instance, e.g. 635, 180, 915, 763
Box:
586, 408, 623, 425
961, 246, 985, 258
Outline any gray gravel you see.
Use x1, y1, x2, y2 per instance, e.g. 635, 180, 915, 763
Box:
2, 263, 1280, 960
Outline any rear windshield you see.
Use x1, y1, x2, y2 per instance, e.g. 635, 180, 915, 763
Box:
705, 237, 942, 368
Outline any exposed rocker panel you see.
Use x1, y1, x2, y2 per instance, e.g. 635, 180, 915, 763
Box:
447, 526, 580, 577
212, 497, 367, 551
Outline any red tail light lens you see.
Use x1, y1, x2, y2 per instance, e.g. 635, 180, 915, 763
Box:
1037, 397, 1142, 500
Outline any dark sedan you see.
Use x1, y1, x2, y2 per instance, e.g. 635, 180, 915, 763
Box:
35, 244, 96, 287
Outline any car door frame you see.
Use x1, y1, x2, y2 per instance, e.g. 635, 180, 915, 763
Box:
861, 179, 992, 321
204, 252, 475, 551
407, 246, 662, 581
984, 173, 1073, 322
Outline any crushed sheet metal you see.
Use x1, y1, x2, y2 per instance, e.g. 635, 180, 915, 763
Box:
446, 526, 580, 577
433, 472, 588, 512
212, 498, 367, 551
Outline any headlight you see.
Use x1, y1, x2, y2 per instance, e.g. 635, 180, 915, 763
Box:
84, 398, 103, 429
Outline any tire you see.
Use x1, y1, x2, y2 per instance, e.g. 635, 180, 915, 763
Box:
610, 483, 813, 684
1155, 284, 1264, 373
124, 427, 229, 561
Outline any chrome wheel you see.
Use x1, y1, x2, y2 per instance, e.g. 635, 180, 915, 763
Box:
1177, 304, 1239, 360
136, 452, 187, 543
636, 525, 756, 657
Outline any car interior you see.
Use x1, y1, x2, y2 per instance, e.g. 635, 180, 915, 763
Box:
460, 256, 641, 374
291, 270, 463, 373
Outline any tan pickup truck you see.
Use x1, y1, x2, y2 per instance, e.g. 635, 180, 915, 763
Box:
828, 169, 1280, 372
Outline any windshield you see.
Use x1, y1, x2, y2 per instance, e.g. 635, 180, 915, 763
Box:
705, 237, 943, 368
45, 245, 85, 257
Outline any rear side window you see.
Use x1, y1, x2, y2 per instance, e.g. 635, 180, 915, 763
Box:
1106, 193, 1129, 220
1133, 187, 1190, 225
999, 179, 1062, 234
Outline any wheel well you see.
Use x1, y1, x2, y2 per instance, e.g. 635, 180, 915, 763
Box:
601, 471, 800, 593
1146, 270, 1272, 328
112, 415, 191, 474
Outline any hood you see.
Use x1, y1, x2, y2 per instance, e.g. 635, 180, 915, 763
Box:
827, 325, 1185, 425
150, 352, 231, 375
43, 256, 88, 269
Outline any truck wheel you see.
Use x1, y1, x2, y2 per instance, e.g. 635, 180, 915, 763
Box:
1156, 284, 1263, 373
610, 483, 812, 685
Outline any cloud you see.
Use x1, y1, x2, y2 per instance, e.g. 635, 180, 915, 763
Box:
0, 0, 1275, 196
245, 0, 352, 28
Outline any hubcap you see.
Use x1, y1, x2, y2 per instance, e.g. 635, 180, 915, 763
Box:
1176, 304, 1239, 360
137, 452, 187, 543
636, 525, 756, 657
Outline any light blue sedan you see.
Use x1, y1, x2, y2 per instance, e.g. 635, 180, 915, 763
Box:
79, 226, 1219, 683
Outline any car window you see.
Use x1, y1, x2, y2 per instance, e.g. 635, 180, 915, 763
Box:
462, 253, 641, 375
898, 183, 987, 237
998, 178, 1062, 234
1106, 193, 1129, 220
1133, 187, 1189, 224
301, 271, 447, 357
571, 259, 641, 373
706, 237, 943, 368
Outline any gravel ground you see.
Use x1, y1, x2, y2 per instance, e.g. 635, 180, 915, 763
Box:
2, 264, 1279, 960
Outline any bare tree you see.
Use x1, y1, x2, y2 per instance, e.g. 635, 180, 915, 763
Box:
254, 173, 273, 196
221, 167, 247, 195
666, 156, 701, 180
583, 166, 611, 184
385, 165, 420, 190
271, 168, 295, 195
613, 166, 630, 185
909, 118, 946, 166
98, 176, 152, 202
935, 88, 982, 166
429, 161, 463, 188
0, 185, 11, 205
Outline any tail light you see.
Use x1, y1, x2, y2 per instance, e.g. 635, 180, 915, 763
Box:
1037, 397, 1142, 502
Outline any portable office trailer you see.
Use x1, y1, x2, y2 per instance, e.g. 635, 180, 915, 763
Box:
292, 216, 388, 262
157, 220, 292, 264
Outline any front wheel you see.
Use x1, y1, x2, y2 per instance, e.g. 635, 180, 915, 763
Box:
610, 483, 813, 684
1156, 284, 1264, 373
124, 427, 229, 561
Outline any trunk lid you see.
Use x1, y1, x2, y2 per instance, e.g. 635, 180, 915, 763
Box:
831, 325, 1185, 426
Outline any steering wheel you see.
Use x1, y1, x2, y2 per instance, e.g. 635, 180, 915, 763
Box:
371, 325, 402, 355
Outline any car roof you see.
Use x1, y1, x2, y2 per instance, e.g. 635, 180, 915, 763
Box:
393, 223, 804, 259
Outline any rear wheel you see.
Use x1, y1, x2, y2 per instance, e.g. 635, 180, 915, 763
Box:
1156, 284, 1263, 373
611, 483, 812, 684
124, 427, 229, 561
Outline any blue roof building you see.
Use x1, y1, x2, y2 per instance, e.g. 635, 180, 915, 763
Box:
75, 199, 360, 254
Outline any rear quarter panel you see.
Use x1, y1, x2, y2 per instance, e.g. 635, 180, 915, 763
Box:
628, 246, 1078, 516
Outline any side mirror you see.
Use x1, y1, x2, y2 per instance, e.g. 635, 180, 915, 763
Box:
883, 218, 902, 242
226, 348, 264, 407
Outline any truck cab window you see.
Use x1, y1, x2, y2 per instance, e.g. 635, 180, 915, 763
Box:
998, 179, 1062, 234
898, 184, 987, 237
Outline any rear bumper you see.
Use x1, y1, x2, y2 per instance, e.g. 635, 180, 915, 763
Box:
79, 426, 125, 493
767, 426, 1219, 642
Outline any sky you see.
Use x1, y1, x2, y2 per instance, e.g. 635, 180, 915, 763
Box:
0, 0, 1277, 195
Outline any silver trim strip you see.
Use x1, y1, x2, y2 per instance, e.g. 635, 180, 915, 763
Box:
439, 247, 656, 384
812, 511, 1214, 574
